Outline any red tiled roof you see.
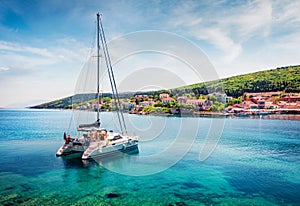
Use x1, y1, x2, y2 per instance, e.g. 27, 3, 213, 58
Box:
162, 97, 174, 101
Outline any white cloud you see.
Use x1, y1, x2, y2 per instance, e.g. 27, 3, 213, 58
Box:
0, 41, 54, 58
0, 38, 89, 74
169, 1, 203, 28
204, 28, 242, 63
165, 3, 237, 64
273, 0, 300, 24
0, 41, 59, 75
225, 0, 272, 39
0, 66, 10, 71
165, 0, 273, 64
0, 38, 90, 107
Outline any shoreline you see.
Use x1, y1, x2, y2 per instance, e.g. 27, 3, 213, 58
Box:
22, 107, 300, 121
130, 110, 300, 120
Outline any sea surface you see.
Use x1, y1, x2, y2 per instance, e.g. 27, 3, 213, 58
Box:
0, 109, 299, 205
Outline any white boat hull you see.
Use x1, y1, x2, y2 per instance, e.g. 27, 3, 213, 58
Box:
82, 138, 138, 160
56, 142, 85, 156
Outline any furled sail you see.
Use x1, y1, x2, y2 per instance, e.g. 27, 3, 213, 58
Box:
78, 120, 100, 129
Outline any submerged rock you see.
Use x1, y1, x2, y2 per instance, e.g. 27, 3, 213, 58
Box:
175, 202, 188, 206
106, 193, 120, 198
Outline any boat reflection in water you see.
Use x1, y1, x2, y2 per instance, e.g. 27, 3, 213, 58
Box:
60, 146, 139, 170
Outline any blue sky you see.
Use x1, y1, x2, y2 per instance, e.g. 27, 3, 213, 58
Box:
0, 0, 299, 108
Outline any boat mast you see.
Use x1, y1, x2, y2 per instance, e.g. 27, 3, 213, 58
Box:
96, 13, 100, 125
98, 14, 127, 134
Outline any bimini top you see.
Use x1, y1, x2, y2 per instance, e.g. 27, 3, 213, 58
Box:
77, 121, 103, 132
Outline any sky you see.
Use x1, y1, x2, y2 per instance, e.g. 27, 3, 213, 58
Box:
0, 0, 299, 108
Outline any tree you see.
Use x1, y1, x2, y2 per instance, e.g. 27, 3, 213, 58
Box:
208, 95, 217, 102
101, 104, 112, 111
142, 106, 153, 113
179, 104, 195, 110
102, 97, 112, 104
169, 100, 179, 108
227, 98, 242, 106
209, 102, 225, 112
154, 101, 162, 107
198, 94, 206, 100
135, 98, 139, 105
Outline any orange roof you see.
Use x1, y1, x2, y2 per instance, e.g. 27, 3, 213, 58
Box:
162, 97, 174, 101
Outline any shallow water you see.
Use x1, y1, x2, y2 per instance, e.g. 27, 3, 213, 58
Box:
0, 109, 299, 205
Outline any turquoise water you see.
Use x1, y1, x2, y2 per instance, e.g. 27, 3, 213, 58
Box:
0, 109, 299, 205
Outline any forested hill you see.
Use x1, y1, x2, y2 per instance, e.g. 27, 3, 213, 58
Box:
30, 93, 112, 109
31, 65, 300, 109
171, 65, 300, 98
30, 92, 138, 109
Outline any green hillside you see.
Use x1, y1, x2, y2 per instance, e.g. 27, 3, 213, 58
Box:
30, 93, 112, 109
30, 96, 73, 109
31, 65, 300, 109
30, 92, 145, 109
172, 65, 300, 98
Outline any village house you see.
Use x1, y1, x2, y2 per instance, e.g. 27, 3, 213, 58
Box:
282, 93, 300, 102
244, 91, 282, 99
257, 99, 265, 109
161, 96, 174, 104
186, 99, 212, 110
243, 100, 255, 109
140, 99, 155, 107
225, 96, 233, 103
265, 101, 278, 109
92, 102, 100, 109
250, 96, 265, 109
233, 103, 245, 108
134, 94, 149, 100
177, 96, 188, 104
250, 104, 258, 109
230, 103, 245, 113
122, 102, 135, 110
208, 92, 230, 103
80, 105, 88, 110
158, 93, 175, 104
278, 101, 300, 109
159, 93, 170, 99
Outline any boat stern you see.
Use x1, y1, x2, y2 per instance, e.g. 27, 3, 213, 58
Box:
82, 142, 99, 160
56, 144, 72, 156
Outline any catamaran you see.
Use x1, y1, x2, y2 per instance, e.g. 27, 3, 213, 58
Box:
56, 13, 139, 159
